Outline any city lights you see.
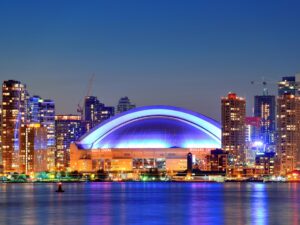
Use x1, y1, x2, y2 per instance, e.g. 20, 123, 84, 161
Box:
1, 75, 300, 181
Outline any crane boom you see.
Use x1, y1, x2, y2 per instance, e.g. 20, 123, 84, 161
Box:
251, 77, 269, 95
77, 74, 96, 120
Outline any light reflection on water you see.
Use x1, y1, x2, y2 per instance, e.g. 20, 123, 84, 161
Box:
0, 182, 299, 225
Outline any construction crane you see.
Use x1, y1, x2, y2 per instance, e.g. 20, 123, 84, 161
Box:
77, 74, 95, 120
251, 77, 278, 96
251, 77, 271, 96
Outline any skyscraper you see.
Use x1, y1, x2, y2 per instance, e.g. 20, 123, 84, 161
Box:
0, 107, 2, 167
55, 115, 84, 170
19, 123, 47, 174
28, 97, 56, 171
254, 95, 276, 146
277, 93, 300, 175
221, 93, 246, 165
84, 96, 99, 129
117, 96, 135, 114
1, 80, 28, 172
84, 96, 115, 130
28, 95, 42, 123
28, 97, 55, 147
39, 99, 56, 171
39, 99, 55, 148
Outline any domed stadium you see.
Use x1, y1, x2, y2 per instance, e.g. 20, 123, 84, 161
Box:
70, 106, 221, 172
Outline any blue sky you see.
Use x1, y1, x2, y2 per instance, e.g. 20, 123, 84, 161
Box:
0, 0, 300, 120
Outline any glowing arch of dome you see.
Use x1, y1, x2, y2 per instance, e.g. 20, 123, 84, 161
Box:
77, 105, 221, 149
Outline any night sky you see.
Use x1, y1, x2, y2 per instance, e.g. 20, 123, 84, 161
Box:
0, 0, 300, 120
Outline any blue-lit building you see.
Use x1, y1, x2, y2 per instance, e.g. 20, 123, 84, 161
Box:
28, 96, 56, 147
254, 95, 276, 146
84, 96, 115, 130
28, 95, 42, 123
38, 99, 56, 148
84, 96, 99, 129
28, 96, 56, 171
70, 105, 221, 173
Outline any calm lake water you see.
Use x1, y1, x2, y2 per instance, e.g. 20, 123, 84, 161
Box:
0, 182, 299, 225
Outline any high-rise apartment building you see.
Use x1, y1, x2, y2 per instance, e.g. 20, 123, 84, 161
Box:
117, 97, 135, 114
221, 93, 246, 165
1, 80, 28, 172
19, 123, 47, 174
84, 96, 99, 129
0, 107, 2, 167
254, 95, 276, 146
28, 97, 56, 145
55, 115, 84, 170
28, 95, 42, 123
28, 97, 55, 171
277, 94, 300, 175
84, 96, 115, 130
39, 99, 55, 148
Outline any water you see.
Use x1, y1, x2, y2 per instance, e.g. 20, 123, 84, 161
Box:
0, 182, 299, 225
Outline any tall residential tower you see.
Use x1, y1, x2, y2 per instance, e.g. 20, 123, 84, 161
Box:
1, 80, 28, 172
221, 93, 246, 165
84, 96, 115, 130
277, 94, 300, 174
55, 115, 84, 170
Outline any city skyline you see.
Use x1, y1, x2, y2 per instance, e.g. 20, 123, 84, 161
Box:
1, 1, 300, 120
2, 76, 300, 176
1, 2, 300, 225
0, 75, 293, 122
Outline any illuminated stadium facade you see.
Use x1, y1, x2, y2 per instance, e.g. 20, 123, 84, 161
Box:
70, 106, 221, 173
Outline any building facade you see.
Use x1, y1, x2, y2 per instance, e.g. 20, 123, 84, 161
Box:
255, 152, 275, 176
0, 107, 2, 167
84, 96, 115, 130
39, 99, 55, 148
99, 106, 115, 122
28, 95, 42, 123
117, 96, 135, 114
208, 149, 228, 172
19, 123, 48, 174
1, 80, 28, 172
278, 75, 300, 96
55, 115, 84, 171
28, 97, 56, 172
277, 94, 300, 175
254, 95, 276, 146
221, 93, 246, 165
84, 96, 99, 129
